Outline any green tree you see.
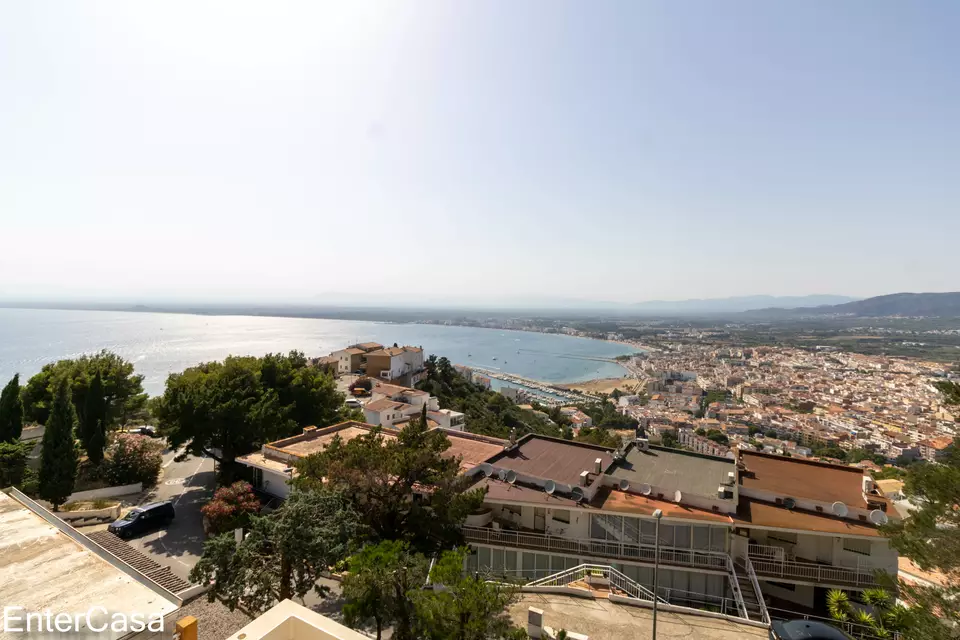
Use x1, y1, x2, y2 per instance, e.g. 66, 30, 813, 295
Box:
933, 380, 960, 405
0, 440, 31, 488
154, 352, 347, 482
21, 351, 146, 428
38, 377, 78, 510
764, 429, 778, 439
660, 430, 679, 448
342, 540, 429, 640
414, 547, 524, 640
81, 370, 108, 463
294, 416, 484, 554
574, 427, 620, 448
0, 374, 23, 442
706, 429, 730, 446
191, 489, 363, 614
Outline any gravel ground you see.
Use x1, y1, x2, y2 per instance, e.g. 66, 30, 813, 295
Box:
175, 596, 255, 640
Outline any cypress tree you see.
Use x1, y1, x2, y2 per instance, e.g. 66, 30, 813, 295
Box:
0, 374, 23, 442
39, 377, 78, 510
83, 371, 108, 463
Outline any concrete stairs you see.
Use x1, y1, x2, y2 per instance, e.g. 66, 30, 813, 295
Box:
87, 530, 194, 594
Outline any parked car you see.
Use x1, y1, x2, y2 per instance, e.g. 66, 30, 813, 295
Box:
770, 620, 853, 640
108, 501, 175, 539
128, 426, 158, 437
345, 398, 362, 409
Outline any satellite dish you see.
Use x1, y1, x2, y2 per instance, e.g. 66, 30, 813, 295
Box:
674, 490, 683, 503
571, 486, 585, 502
478, 463, 493, 478
544, 480, 556, 495
618, 478, 630, 492
783, 497, 796, 510
832, 501, 849, 517
505, 470, 518, 485
497, 469, 507, 481
640, 483, 652, 496
869, 509, 888, 526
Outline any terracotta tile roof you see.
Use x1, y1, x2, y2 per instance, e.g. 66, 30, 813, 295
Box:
262, 421, 397, 459
738, 450, 866, 505
443, 432, 507, 472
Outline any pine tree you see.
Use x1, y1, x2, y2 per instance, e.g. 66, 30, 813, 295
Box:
39, 377, 78, 510
83, 371, 107, 463
0, 374, 23, 443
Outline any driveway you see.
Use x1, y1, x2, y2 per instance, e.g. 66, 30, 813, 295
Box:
126, 446, 215, 582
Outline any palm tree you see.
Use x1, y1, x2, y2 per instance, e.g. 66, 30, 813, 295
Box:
861, 588, 892, 610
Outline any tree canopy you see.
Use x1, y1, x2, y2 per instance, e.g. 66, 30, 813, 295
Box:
0, 440, 31, 488
191, 489, 363, 614
38, 377, 78, 509
413, 547, 525, 640
81, 370, 107, 463
293, 413, 485, 554
21, 351, 147, 428
416, 355, 560, 439
342, 540, 428, 640
154, 351, 348, 480
0, 374, 23, 442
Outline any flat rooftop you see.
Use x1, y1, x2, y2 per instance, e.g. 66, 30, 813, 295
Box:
264, 422, 396, 459
735, 497, 881, 538
442, 432, 507, 473
608, 445, 734, 499
738, 450, 866, 506
484, 435, 614, 487
0, 491, 180, 638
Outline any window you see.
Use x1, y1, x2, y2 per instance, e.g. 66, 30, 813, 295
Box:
843, 538, 872, 556
552, 509, 570, 524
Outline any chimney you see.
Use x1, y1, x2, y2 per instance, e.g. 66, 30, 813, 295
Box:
579, 470, 589, 486
303, 426, 318, 434
594, 458, 602, 474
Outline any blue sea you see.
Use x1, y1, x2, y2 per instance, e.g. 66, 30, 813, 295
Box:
0, 308, 634, 395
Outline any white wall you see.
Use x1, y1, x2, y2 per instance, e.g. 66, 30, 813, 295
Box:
261, 469, 292, 499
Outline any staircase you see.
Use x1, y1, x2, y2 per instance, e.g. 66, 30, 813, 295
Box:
734, 558, 770, 624
87, 530, 194, 594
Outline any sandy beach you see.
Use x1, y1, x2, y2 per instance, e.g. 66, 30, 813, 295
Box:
557, 377, 641, 396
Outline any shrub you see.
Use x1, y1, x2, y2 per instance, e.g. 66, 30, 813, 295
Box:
106, 434, 163, 487
201, 480, 261, 534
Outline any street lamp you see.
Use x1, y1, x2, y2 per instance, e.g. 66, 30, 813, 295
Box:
652, 508, 663, 640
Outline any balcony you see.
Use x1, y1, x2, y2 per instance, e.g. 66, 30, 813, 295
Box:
747, 544, 881, 588
462, 525, 729, 572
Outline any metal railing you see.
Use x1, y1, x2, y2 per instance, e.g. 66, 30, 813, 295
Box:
527, 563, 663, 603
748, 542, 789, 562
744, 556, 771, 625
748, 553, 880, 587
726, 555, 750, 620
462, 525, 729, 572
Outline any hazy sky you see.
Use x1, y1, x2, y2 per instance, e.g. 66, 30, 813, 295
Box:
2, 2, 958, 305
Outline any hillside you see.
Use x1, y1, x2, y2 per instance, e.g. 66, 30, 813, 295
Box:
758, 292, 960, 318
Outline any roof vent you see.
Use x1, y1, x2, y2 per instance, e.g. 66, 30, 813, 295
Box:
579, 470, 589, 487
726, 471, 736, 486
594, 458, 603, 474
718, 485, 729, 499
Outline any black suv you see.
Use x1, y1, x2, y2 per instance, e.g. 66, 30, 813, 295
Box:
108, 501, 175, 539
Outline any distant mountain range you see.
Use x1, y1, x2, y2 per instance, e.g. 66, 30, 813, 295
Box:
629, 295, 858, 313
756, 292, 960, 318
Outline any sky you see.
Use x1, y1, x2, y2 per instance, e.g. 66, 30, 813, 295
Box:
1, 1, 958, 306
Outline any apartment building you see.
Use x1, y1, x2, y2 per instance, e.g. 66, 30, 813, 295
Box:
364, 345, 425, 384
331, 342, 383, 374
361, 381, 464, 430
459, 433, 899, 622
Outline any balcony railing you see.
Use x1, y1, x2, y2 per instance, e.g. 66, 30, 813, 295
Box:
748, 553, 880, 588
462, 525, 729, 572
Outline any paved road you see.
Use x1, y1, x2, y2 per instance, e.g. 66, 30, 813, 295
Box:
126, 445, 216, 582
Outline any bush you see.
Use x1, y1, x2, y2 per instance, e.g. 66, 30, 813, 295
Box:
106, 434, 163, 487
201, 480, 261, 535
